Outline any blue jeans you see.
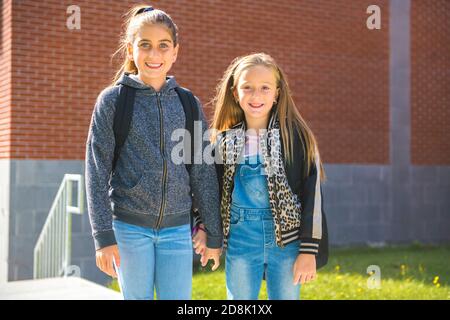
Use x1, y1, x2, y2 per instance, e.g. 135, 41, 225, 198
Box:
112, 219, 193, 300
225, 205, 301, 300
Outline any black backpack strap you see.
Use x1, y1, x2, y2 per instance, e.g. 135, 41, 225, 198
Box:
174, 87, 199, 174
112, 85, 136, 172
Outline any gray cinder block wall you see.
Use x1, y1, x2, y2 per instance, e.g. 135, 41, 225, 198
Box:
4, 160, 109, 285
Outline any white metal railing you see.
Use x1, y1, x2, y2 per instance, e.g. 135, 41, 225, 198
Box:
33, 174, 84, 279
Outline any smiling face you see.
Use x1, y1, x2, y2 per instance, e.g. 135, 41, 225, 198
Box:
127, 24, 179, 90
233, 65, 279, 130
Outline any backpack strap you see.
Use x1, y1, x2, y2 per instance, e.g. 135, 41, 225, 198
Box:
174, 86, 200, 174
112, 84, 136, 172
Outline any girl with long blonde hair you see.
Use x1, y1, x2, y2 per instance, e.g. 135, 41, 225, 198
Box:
211, 52, 328, 300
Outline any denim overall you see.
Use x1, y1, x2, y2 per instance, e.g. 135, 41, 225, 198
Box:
225, 151, 301, 300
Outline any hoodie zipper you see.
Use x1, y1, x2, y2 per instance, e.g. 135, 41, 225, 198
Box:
156, 92, 167, 229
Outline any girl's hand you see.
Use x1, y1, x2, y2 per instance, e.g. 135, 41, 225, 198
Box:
293, 253, 317, 285
200, 248, 222, 271
192, 224, 207, 256
96, 244, 121, 278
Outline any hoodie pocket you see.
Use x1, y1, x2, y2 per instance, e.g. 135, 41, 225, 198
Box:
123, 174, 145, 193
111, 171, 144, 194
111, 170, 162, 214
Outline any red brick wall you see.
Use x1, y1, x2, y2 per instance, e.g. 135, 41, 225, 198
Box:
0, 0, 12, 159
411, 0, 450, 165
173, 0, 390, 164
2, 0, 390, 164
7, 0, 133, 160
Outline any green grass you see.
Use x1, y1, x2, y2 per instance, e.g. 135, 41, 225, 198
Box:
109, 244, 450, 300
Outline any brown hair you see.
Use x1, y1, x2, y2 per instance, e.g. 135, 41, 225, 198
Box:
210, 53, 326, 181
110, 4, 179, 85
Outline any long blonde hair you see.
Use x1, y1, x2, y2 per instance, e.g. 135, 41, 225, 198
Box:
110, 4, 179, 85
210, 53, 326, 181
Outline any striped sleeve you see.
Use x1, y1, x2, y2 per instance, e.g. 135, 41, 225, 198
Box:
299, 148, 323, 255
192, 209, 203, 227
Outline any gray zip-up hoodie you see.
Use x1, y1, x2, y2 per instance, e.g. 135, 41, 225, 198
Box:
85, 73, 223, 250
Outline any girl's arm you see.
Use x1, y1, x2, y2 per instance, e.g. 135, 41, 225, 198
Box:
189, 97, 223, 249
85, 87, 118, 251
299, 155, 323, 256
293, 155, 323, 284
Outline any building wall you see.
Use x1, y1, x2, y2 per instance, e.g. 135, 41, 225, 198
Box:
411, 0, 450, 165
2, 0, 390, 163
0, 0, 448, 285
0, 160, 10, 283
389, 0, 450, 246
0, 0, 12, 284
0, 0, 12, 159
7, 160, 109, 284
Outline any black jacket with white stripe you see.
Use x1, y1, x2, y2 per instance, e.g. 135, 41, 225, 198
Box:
283, 126, 329, 269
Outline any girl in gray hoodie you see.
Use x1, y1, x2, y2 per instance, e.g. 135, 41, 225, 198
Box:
85, 5, 222, 300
